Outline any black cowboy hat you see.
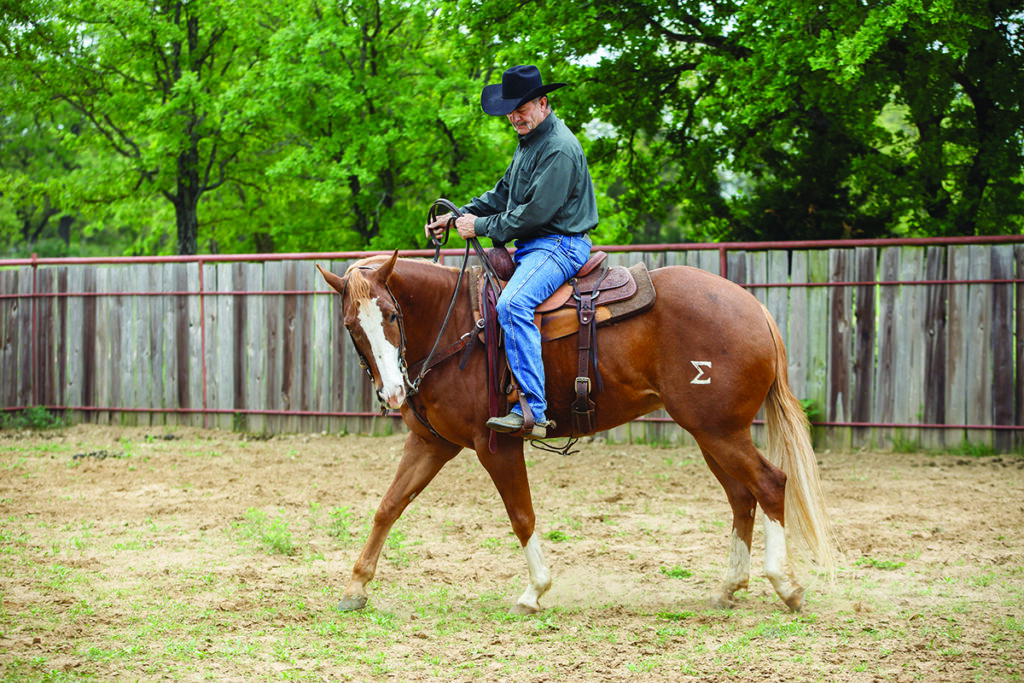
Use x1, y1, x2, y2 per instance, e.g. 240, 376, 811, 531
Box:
480, 65, 567, 116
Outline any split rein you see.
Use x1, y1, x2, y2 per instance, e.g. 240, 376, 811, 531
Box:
411, 199, 504, 389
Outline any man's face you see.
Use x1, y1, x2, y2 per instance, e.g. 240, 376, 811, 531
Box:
506, 97, 548, 135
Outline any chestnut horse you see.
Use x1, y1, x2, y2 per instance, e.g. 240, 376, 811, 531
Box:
318, 250, 835, 614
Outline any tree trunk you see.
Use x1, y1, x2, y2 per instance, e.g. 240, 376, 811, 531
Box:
175, 143, 201, 255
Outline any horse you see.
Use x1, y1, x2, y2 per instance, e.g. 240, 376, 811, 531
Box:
317, 249, 835, 614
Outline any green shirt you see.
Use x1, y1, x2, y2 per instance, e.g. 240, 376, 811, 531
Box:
462, 113, 598, 246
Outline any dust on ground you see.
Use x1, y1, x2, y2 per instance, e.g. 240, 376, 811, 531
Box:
1, 425, 1022, 681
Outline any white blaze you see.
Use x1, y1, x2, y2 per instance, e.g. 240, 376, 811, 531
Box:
358, 297, 406, 408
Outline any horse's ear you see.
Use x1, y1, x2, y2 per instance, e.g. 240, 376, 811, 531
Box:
316, 264, 346, 295
377, 249, 399, 282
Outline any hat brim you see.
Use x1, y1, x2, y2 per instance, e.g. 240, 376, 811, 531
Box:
481, 82, 567, 116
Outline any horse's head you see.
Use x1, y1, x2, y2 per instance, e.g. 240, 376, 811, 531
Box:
318, 250, 408, 410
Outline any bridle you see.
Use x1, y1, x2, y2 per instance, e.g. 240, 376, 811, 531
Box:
341, 199, 504, 426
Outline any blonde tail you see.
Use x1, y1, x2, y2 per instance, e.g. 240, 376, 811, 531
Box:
761, 304, 837, 583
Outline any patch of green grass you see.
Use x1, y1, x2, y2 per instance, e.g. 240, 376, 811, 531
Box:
544, 529, 570, 542
235, 508, 298, 556
383, 526, 414, 567
891, 434, 920, 453
326, 506, 355, 544
660, 565, 694, 579
942, 440, 1001, 457
856, 556, 906, 571
657, 610, 697, 621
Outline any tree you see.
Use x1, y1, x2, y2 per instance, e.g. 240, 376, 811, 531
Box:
3, 0, 267, 255
448, 0, 1024, 241
238, 0, 512, 252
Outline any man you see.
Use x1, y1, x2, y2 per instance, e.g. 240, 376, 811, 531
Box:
425, 64, 598, 439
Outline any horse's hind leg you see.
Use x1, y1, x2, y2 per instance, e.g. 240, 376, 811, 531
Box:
700, 448, 756, 608
475, 437, 551, 615
338, 431, 460, 612
695, 430, 804, 612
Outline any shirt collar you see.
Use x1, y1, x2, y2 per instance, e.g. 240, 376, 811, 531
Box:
518, 112, 558, 145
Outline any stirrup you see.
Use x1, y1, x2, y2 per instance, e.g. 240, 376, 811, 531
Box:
485, 412, 551, 439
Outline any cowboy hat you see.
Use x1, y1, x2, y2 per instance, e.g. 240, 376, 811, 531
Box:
480, 65, 567, 116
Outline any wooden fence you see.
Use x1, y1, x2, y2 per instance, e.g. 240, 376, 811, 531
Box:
1, 238, 1021, 451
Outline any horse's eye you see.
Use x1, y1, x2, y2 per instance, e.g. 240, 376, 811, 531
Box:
388, 312, 398, 323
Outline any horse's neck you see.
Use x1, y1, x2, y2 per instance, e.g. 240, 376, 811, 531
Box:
391, 261, 470, 353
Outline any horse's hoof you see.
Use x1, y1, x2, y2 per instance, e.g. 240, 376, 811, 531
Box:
709, 594, 736, 610
337, 594, 368, 612
510, 601, 541, 616
784, 586, 805, 612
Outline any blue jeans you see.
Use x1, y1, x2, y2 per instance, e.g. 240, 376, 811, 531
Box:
498, 234, 592, 423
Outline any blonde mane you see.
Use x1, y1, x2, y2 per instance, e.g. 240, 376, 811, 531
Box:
343, 255, 394, 303
343, 255, 459, 304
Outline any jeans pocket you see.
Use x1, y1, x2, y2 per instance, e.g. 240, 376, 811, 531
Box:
558, 235, 591, 272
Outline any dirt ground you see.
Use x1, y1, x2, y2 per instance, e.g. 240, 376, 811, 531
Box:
1, 425, 1023, 681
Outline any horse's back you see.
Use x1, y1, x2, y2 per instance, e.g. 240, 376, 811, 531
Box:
547, 264, 779, 434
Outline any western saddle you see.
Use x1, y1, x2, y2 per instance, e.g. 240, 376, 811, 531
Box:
472, 247, 656, 440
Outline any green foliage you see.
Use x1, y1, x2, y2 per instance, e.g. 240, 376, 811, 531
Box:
451, 0, 1024, 242
0, 406, 63, 431
2, 0, 1021, 255
799, 399, 821, 424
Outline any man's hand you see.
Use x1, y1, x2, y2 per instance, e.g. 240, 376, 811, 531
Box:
423, 213, 479, 242
424, 213, 451, 242
454, 214, 478, 240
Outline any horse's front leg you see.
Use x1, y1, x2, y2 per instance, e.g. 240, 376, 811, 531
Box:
338, 431, 460, 611
476, 436, 551, 614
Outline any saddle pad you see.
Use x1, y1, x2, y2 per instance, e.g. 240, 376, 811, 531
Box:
538, 262, 656, 342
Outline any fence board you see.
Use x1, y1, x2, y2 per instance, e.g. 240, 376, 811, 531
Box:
147, 265, 165, 427
124, 268, 142, 423
787, 253, 808, 404
1016, 246, 1024, 450
15, 268, 33, 408
56, 268, 68, 410
805, 251, 829, 445
34, 269, 55, 409
186, 263, 203, 427
263, 261, 285, 433
827, 250, 853, 450
0, 270, 18, 409
991, 246, 1014, 452
896, 248, 926, 446
110, 267, 127, 424
945, 246, 969, 446
922, 247, 947, 449
851, 247, 877, 448
231, 263, 248, 431
312, 262, 332, 421
244, 262, 267, 434
161, 265, 181, 422
965, 246, 992, 446
93, 267, 110, 425
874, 248, 899, 446
209, 262, 232, 430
